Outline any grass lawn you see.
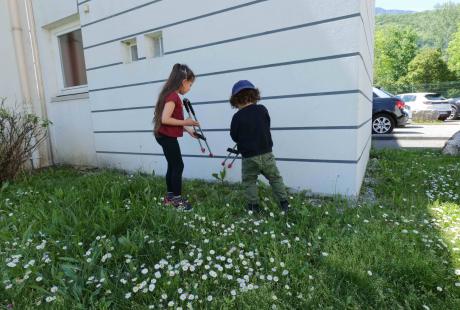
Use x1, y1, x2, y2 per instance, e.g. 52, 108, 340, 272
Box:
0, 149, 459, 309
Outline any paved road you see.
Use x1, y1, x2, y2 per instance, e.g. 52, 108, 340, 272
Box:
372, 120, 460, 149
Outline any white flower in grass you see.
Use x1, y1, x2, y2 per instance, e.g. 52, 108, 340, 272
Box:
422, 305, 430, 310
168, 301, 174, 307
155, 271, 161, 278
436, 286, 443, 292
201, 274, 208, 280
149, 284, 155, 292
7, 262, 16, 268
141, 268, 148, 274
125, 292, 132, 299
209, 270, 217, 278
5, 284, 12, 289
455, 282, 460, 287
321, 252, 329, 257
101, 253, 112, 263
272, 295, 278, 300
367, 271, 373, 276
180, 293, 187, 301
282, 270, 289, 276
207, 295, 213, 302
50, 286, 58, 293
36, 276, 43, 282
455, 269, 460, 276
273, 276, 279, 282
45, 296, 56, 303
230, 290, 237, 296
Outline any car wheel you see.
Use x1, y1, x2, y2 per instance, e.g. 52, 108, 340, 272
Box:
439, 115, 449, 121
372, 113, 395, 134
447, 106, 458, 120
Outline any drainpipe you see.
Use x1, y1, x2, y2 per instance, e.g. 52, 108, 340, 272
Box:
7, 0, 32, 106
23, 0, 55, 166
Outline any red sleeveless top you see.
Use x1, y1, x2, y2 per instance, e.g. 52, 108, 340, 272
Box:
157, 92, 184, 138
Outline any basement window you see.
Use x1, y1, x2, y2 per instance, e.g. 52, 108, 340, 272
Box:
122, 38, 140, 63
145, 31, 164, 59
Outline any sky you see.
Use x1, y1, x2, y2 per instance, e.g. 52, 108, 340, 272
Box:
376, 0, 460, 11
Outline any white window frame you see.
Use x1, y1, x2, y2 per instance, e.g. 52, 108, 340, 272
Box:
121, 38, 140, 63
51, 21, 88, 96
145, 31, 164, 59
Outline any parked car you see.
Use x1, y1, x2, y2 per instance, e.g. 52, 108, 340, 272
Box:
447, 97, 460, 120
372, 87, 411, 134
397, 93, 452, 121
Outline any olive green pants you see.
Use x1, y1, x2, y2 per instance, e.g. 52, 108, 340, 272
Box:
241, 152, 288, 205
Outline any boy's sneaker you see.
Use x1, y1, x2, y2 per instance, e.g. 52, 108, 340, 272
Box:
171, 196, 193, 212
246, 204, 262, 213
280, 201, 290, 213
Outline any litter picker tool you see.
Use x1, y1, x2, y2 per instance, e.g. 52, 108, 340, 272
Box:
183, 98, 213, 157
222, 144, 239, 169
183, 99, 205, 153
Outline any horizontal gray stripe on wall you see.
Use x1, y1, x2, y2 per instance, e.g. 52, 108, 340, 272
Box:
96, 151, 360, 165
84, 0, 269, 50
89, 52, 360, 92
164, 13, 361, 55
87, 62, 123, 72
82, 0, 164, 28
85, 12, 362, 72
91, 90, 372, 113
92, 118, 372, 134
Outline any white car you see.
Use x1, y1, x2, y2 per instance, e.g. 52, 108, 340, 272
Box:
397, 93, 452, 120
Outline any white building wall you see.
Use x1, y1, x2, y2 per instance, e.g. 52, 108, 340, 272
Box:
31, 0, 97, 166
75, 0, 374, 196
0, 1, 22, 105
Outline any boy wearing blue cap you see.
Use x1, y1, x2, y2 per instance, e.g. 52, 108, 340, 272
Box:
229, 80, 289, 213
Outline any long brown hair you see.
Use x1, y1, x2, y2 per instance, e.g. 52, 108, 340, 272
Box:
153, 64, 195, 136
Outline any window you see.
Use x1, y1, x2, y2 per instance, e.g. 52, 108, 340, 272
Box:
373, 88, 392, 98
122, 38, 140, 63
145, 32, 163, 59
402, 95, 416, 102
58, 29, 87, 88
425, 93, 446, 100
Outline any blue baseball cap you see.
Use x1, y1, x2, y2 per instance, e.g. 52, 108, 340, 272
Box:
231, 80, 256, 96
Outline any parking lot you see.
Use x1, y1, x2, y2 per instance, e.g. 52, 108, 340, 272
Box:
372, 120, 460, 149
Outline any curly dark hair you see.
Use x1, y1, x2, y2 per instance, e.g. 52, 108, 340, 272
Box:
230, 88, 261, 108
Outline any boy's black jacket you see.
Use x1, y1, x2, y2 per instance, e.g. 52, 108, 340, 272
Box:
230, 104, 273, 158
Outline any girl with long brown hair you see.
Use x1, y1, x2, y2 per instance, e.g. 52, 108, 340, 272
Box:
153, 63, 198, 211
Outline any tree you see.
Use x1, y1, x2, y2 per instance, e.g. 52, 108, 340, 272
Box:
447, 23, 460, 78
431, 2, 460, 52
374, 26, 419, 89
403, 49, 453, 85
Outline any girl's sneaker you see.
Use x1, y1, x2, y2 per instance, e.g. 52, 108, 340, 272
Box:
163, 195, 173, 206
171, 196, 193, 212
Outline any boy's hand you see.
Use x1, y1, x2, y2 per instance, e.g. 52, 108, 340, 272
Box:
184, 118, 199, 126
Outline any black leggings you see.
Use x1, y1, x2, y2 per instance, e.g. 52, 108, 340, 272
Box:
155, 135, 184, 196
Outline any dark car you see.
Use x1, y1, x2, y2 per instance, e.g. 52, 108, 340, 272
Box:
448, 97, 460, 120
372, 87, 411, 134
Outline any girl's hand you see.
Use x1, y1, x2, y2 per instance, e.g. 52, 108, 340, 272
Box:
185, 127, 199, 139
188, 130, 199, 139
184, 118, 199, 126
